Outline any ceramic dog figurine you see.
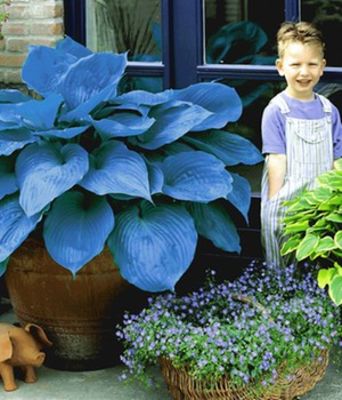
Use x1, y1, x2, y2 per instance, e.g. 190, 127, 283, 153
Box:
0, 322, 52, 391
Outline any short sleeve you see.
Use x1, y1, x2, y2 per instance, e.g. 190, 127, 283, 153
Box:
331, 104, 342, 159
261, 103, 286, 155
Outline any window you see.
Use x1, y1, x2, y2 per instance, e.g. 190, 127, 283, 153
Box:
64, 0, 342, 191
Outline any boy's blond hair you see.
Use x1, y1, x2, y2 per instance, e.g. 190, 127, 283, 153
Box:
277, 22, 325, 58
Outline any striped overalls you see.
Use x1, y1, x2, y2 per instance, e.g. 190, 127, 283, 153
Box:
261, 93, 334, 267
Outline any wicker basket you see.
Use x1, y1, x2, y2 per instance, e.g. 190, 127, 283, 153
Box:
160, 349, 329, 400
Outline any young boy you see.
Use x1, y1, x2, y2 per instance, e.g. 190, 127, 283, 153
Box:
261, 21, 342, 267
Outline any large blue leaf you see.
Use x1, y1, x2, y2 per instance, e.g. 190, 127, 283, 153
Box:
129, 101, 211, 150
183, 130, 264, 166
43, 191, 115, 275
226, 173, 251, 223
17, 94, 63, 130
16, 143, 89, 216
59, 83, 119, 124
0, 89, 31, 103
22, 45, 77, 97
80, 141, 151, 201
114, 89, 172, 106
161, 151, 232, 202
56, 36, 93, 59
94, 103, 150, 119
59, 52, 127, 111
0, 103, 26, 127
0, 128, 37, 156
0, 155, 18, 200
107, 201, 197, 292
144, 159, 164, 195
34, 125, 89, 139
172, 82, 242, 129
92, 111, 155, 138
0, 194, 42, 262
188, 202, 241, 253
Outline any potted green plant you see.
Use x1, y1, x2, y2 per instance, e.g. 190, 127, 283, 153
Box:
0, 36, 262, 368
281, 158, 342, 306
117, 261, 340, 399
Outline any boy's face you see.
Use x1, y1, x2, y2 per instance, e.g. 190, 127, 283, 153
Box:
276, 41, 326, 100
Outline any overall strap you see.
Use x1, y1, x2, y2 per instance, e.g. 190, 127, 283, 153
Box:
269, 92, 290, 114
315, 93, 332, 113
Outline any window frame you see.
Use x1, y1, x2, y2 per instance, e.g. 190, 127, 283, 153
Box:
64, 0, 342, 89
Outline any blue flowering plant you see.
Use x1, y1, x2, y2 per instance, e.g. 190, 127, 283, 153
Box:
0, 37, 263, 292
117, 261, 340, 390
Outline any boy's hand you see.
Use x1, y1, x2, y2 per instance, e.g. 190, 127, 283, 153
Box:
267, 154, 287, 199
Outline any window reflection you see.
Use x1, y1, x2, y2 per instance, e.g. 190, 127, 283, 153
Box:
119, 76, 163, 94
302, 0, 342, 67
86, 0, 161, 62
205, 0, 282, 65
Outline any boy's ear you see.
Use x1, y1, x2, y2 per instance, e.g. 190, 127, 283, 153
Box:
320, 58, 326, 75
276, 59, 284, 76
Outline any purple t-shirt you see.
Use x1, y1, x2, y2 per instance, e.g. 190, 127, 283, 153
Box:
262, 92, 342, 159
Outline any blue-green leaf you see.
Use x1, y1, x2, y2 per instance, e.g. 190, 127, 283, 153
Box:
22, 45, 77, 97
60, 84, 118, 124
16, 143, 89, 216
60, 53, 127, 111
0, 89, 31, 103
0, 194, 42, 262
173, 82, 242, 128
188, 202, 241, 253
43, 191, 115, 275
92, 111, 155, 138
34, 125, 89, 139
130, 100, 211, 150
162, 142, 194, 156
114, 89, 172, 106
161, 151, 232, 202
0, 257, 9, 277
56, 36, 92, 59
107, 201, 197, 292
0, 155, 18, 200
184, 130, 263, 166
0, 128, 37, 156
80, 141, 151, 201
226, 173, 251, 223
16, 94, 63, 130
145, 160, 164, 195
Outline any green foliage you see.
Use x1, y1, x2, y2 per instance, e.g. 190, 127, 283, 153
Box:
117, 262, 340, 390
0, 0, 9, 39
281, 159, 342, 305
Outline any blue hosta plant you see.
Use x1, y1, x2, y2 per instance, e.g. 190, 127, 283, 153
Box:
0, 37, 263, 292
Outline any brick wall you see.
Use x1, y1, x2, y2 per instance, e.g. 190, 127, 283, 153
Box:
0, 0, 64, 88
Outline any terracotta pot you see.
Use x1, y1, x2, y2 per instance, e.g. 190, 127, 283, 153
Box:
5, 238, 131, 371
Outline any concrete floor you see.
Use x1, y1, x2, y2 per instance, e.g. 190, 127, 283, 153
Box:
1, 307, 341, 400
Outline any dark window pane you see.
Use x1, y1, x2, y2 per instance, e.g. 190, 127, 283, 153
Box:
302, 0, 342, 67
204, 0, 283, 65
119, 76, 163, 94
201, 79, 286, 192
86, 0, 161, 62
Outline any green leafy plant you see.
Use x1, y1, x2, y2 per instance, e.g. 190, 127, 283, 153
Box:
0, 36, 263, 293
281, 159, 342, 305
0, 0, 10, 39
117, 261, 340, 391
